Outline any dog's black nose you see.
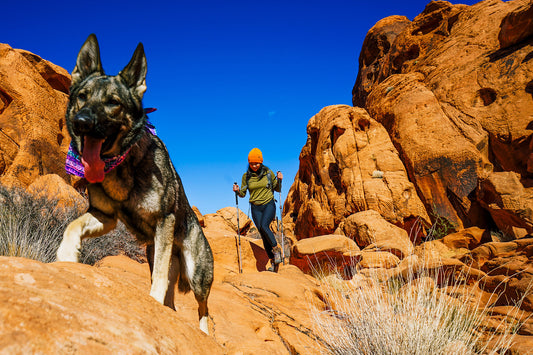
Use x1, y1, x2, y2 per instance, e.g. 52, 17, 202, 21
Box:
72, 113, 94, 134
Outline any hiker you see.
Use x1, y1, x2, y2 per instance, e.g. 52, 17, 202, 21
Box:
233, 148, 283, 272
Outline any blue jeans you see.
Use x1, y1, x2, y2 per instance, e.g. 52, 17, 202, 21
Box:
251, 199, 278, 259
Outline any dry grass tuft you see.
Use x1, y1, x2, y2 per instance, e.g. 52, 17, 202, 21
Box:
0, 184, 145, 265
309, 257, 528, 355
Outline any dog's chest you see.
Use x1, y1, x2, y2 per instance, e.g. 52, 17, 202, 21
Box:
88, 171, 163, 214
132, 184, 164, 215
101, 174, 133, 202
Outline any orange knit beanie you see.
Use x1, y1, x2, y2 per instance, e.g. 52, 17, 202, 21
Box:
248, 148, 263, 163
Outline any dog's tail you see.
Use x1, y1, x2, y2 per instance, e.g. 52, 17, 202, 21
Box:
177, 255, 192, 294
176, 217, 213, 299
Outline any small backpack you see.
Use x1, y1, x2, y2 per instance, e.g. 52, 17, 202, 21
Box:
244, 165, 275, 192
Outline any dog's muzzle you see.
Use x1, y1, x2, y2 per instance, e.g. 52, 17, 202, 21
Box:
72, 113, 95, 135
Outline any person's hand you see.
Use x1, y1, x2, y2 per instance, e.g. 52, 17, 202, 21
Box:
233, 183, 240, 192
277, 171, 283, 180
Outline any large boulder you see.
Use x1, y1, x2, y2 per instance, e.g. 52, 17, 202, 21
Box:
0, 256, 223, 354
357, 250, 400, 269
477, 172, 533, 239
0, 44, 72, 188
202, 214, 265, 275
344, 209, 415, 258
440, 226, 486, 251
0, 253, 328, 354
212, 206, 253, 235
283, 105, 429, 239
498, 0, 533, 49
203, 207, 253, 236
352, 15, 412, 107
290, 234, 361, 276
27, 173, 86, 213
366, 72, 491, 230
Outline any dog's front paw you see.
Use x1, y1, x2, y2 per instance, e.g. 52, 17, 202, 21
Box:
149, 286, 166, 304
56, 242, 80, 262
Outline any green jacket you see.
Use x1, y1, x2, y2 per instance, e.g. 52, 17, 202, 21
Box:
237, 165, 281, 205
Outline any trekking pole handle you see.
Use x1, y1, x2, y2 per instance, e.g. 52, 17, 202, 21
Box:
233, 182, 239, 204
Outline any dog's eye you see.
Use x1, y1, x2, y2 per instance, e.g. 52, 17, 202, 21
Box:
107, 98, 121, 107
78, 92, 87, 101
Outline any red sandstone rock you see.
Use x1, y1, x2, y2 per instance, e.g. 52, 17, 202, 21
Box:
467, 238, 533, 269
192, 206, 205, 227
204, 207, 252, 236
0, 44, 72, 188
283, 105, 429, 239
477, 172, 533, 239
498, 1, 533, 49
0, 252, 328, 354
352, 15, 411, 107
358, 250, 400, 269
27, 173, 86, 213
290, 234, 361, 276
0, 256, 223, 354
441, 227, 486, 251
354, 0, 533, 235
344, 209, 415, 258
2, 0, 533, 350
414, 239, 454, 262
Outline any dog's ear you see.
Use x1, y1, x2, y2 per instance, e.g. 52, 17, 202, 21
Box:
71, 34, 104, 88
119, 43, 147, 99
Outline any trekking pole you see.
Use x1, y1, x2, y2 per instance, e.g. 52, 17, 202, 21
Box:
277, 173, 286, 265
234, 183, 243, 274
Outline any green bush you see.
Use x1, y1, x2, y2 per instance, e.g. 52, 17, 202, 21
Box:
427, 205, 457, 240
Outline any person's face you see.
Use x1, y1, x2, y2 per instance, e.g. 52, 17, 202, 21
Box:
249, 162, 261, 171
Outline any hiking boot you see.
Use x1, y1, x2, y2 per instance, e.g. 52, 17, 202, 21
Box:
267, 259, 280, 273
272, 245, 282, 265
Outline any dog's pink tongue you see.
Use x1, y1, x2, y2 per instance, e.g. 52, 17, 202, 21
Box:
81, 136, 105, 183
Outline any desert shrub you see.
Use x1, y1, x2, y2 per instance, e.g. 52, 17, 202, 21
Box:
0, 184, 145, 265
310, 261, 524, 355
0, 185, 80, 262
80, 222, 146, 265
246, 227, 261, 239
490, 229, 515, 243
426, 205, 457, 240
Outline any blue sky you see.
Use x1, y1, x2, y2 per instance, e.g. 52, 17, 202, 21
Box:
4, 0, 478, 215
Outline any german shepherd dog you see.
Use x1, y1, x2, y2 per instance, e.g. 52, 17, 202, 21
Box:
56, 34, 214, 334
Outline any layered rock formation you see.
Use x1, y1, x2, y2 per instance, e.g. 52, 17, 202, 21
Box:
278, 1, 533, 350
358, 0, 533, 237
0, 44, 72, 188
284, 0, 533, 241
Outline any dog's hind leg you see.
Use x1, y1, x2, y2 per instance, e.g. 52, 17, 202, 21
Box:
149, 213, 175, 305
57, 210, 116, 262
196, 294, 209, 334
182, 220, 214, 335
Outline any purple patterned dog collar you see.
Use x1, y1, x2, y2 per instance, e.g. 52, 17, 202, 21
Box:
65, 110, 157, 178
